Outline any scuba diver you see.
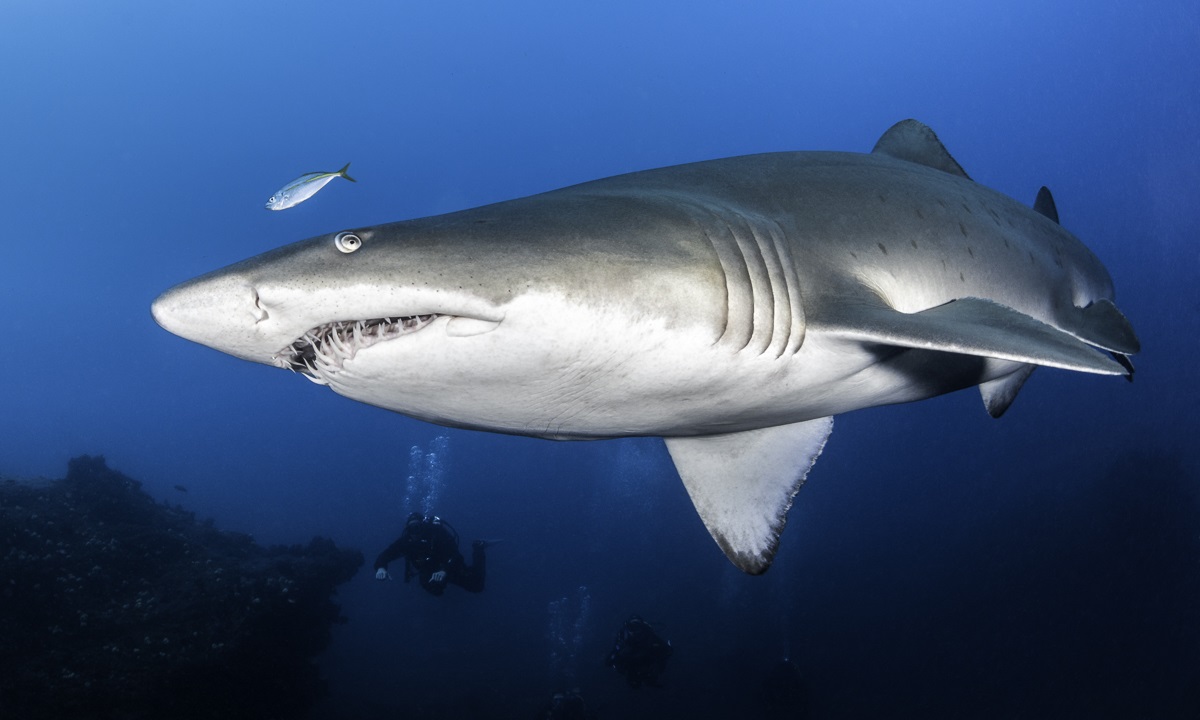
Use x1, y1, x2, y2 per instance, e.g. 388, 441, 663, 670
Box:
606, 615, 672, 688
374, 512, 488, 596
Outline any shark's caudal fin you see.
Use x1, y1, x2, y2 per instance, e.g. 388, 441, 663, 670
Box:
1066, 299, 1140, 357
665, 418, 833, 574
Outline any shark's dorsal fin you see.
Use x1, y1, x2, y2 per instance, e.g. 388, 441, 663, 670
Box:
871, 119, 970, 180
1033, 186, 1059, 223
979, 364, 1037, 418
664, 418, 834, 575
815, 296, 1127, 375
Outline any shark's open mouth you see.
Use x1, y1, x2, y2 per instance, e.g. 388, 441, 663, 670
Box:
273, 315, 438, 383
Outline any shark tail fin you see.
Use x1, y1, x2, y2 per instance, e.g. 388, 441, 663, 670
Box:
665, 418, 833, 574
1064, 299, 1139, 381
338, 162, 356, 182
1067, 299, 1139, 357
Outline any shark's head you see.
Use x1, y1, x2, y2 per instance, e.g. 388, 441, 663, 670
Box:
152, 192, 737, 438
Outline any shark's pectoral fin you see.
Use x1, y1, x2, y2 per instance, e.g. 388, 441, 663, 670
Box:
664, 418, 834, 575
817, 296, 1127, 376
979, 364, 1037, 418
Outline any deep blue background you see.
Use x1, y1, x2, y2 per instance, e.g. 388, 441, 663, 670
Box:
2, 2, 1197, 717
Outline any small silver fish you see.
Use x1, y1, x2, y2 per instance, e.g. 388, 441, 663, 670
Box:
265, 162, 356, 210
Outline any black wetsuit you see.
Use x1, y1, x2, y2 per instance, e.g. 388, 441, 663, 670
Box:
607, 616, 672, 688
374, 517, 485, 596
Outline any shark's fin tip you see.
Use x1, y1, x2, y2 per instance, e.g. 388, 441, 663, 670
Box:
665, 418, 834, 574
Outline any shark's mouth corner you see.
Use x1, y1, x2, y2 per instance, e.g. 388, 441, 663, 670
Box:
273, 315, 439, 384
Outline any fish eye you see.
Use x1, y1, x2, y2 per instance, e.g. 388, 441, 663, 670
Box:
334, 232, 362, 253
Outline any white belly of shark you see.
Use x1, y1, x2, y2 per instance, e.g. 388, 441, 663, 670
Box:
151, 120, 1139, 574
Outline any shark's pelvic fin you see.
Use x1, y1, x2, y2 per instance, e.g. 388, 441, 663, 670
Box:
979, 364, 1037, 418
665, 418, 834, 575
817, 297, 1127, 375
870, 119, 971, 180
1033, 186, 1060, 224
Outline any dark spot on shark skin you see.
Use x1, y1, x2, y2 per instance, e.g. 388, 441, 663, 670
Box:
877, 243, 888, 255
1029, 250, 1036, 264
911, 239, 918, 249
1004, 238, 1010, 249
959, 222, 968, 237
849, 250, 858, 259
967, 246, 974, 258
937, 199, 947, 209
960, 271, 965, 282
941, 258, 947, 271
915, 207, 924, 219
878, 193, 887, 203
961, 202, 973, 215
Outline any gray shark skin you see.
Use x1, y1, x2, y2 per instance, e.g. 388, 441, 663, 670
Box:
152, 120, 1139, 574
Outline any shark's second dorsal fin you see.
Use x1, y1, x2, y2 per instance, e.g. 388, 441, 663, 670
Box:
1034, 186, 1059, 223
872, 119, 970, 180
665, 418, 834, 575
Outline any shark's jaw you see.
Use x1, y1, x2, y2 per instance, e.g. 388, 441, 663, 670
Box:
272, 314, 439, 385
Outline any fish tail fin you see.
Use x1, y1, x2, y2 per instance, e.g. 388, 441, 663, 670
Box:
338, 162, 356, 182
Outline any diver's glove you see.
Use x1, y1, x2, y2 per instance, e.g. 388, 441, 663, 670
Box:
430, 570, 447, 583
375, 568, 389, 581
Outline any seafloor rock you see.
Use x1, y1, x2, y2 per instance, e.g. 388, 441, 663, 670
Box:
0, 455, 363, 720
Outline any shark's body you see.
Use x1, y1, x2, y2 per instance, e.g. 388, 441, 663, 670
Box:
153, 121, 1138, 573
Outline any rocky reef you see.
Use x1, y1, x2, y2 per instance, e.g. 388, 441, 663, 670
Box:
0, 455, 363, 720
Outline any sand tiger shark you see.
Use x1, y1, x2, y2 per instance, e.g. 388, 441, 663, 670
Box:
152, 120, 1139, 574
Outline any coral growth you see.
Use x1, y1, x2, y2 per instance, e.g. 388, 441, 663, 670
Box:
0, 455, 362, 720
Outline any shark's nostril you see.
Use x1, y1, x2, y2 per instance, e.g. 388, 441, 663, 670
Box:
252, 290, 269, 323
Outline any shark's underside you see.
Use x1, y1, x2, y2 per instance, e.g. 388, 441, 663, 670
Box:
152, 120, 1138, 573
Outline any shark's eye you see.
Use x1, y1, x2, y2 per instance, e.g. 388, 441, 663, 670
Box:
334, 232, 362, 253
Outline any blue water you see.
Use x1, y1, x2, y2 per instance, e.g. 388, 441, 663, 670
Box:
3, 2, 1198, 717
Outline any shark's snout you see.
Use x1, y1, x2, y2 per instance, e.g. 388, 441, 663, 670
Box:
152, 277, 275, 363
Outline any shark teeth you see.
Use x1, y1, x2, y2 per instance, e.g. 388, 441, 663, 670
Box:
273, 315, 438, 384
